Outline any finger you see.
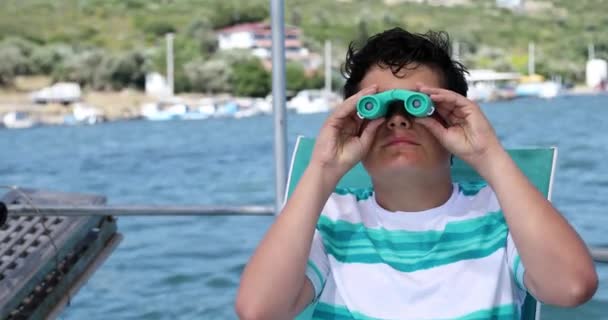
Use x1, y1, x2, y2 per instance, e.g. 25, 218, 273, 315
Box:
359, 118, 385, 149
434, 107, 453, 126
433, 95, 475, 116
414, 117, 448, 145
415, 84, 458, 116
333, 85, 378, 119
419, 85, 473, 110
431, 111, 451, 128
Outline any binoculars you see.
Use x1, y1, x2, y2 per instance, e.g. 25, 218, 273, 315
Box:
356, 89, 435, 120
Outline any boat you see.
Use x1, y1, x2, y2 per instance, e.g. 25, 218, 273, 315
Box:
140, 103, 213, 121
515, 75, 562, 99
466, 69, 520, 102
2, 111, 36, 129
287, 90, 339, 114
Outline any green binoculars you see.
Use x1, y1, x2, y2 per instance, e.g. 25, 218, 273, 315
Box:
356, 89, 435, 120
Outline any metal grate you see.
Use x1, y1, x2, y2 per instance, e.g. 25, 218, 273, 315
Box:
0, 188, 121, 319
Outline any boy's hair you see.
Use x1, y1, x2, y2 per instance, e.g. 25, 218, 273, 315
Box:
342, 27, 468, 99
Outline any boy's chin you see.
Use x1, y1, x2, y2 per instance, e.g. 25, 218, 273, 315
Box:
369, 159, 426, 176
368, 155, 449, 176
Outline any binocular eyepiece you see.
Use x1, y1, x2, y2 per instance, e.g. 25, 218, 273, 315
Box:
357, 89, 435, 120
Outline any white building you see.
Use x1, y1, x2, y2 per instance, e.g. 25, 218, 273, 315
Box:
216, 22, 309, 61
145, 72, 171, 98
586, 59, 608, 89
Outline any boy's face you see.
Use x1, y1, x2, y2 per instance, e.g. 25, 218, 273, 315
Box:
359, 64, 451, 178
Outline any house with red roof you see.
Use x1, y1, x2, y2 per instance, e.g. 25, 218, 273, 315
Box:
215, 22, 321, 72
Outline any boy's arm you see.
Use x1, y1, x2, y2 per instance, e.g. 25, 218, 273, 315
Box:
478, 146, 597, 306
416, 85, 598, 307
236, 85, 385, 320
235, 164, 336, 320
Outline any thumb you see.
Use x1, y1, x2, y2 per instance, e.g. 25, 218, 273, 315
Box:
414, 117, 448, 144
359, 118, 385, 150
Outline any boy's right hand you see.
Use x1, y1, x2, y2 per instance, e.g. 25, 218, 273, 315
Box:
310, 85, 386, 182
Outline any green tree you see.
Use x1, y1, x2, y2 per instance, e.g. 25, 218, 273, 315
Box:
0, 46, 27, 85
30, 44, 73, 74
105, 51, 151, 89
0, 37, 37, 57
187, 19, 219, 55
52, 49, 106, 87
231, 59, 270, 97
184, 58, 232, 93
142, 21, 176, 37
210, 1, 269, 29
286, 62, 307, 93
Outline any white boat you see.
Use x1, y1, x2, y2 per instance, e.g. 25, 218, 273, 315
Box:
141, 103, 213, 121
3, 112, 35, 129
466, 69, 521, 102
288, 90, 339, 114
140, 103, 182, 121
515, 81, 562, 99
72, 103, 104, 125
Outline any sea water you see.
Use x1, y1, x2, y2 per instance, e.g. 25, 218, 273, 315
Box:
0, 94, 606, 319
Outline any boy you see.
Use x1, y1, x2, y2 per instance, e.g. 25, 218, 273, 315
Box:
236, 28, 597, 319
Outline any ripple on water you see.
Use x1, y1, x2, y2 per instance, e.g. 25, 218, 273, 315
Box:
205, 274, 237, 289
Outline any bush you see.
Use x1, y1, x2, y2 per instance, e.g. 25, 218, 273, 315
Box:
52, 49, 106, 86
29, 44, 73, 74
0, 37, 40, 77
52, 49, 150, 90
142, 21, 176, 37
184, 58, 232, 93
110, 51, 151, 89
286, 62, 307, 92
210, 2, 269, 29
231, 58, 270, 97
94, 51, 151, 90
187, 19, 219, 55
0, 37, 37, 57
0, 44, 37, 85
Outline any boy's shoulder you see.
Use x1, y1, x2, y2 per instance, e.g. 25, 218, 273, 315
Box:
456, 182, 501, 213
320, 186, 375, 222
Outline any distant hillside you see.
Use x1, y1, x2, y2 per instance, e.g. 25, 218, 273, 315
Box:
0, 0, 606, 87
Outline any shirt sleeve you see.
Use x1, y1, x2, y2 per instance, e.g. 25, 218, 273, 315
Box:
506, 231, 527, 292
485, 185, 527, 292
305, 229, 330, 301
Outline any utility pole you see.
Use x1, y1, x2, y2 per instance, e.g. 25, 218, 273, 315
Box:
271, 0, 287, 212
166, 33, 175, 96
588, 43, 595, 60
528, 42, 535, 75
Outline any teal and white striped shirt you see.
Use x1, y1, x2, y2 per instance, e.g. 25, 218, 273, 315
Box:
305, 183, 527, 319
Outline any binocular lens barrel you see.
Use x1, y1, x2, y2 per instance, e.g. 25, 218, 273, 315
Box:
356, 90, 434, 119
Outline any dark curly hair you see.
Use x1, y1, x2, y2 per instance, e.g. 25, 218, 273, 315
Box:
342, 28, 468, 99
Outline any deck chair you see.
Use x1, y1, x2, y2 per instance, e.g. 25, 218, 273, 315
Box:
286, 136, 557, 320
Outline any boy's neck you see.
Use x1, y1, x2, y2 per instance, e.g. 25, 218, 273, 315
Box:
372, 171, 453, 213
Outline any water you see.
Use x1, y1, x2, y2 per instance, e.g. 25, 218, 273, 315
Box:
1, 94, 607, 319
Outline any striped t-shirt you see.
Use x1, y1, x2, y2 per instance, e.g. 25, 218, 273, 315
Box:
304, 183, 527, 319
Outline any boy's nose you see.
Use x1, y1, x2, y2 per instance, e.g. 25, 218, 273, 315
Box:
386, 111, 412, 130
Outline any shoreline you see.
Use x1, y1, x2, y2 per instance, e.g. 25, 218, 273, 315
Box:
0, 85, 605, 129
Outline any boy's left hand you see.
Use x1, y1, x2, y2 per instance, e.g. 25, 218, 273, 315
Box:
414, 85, 504, 171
